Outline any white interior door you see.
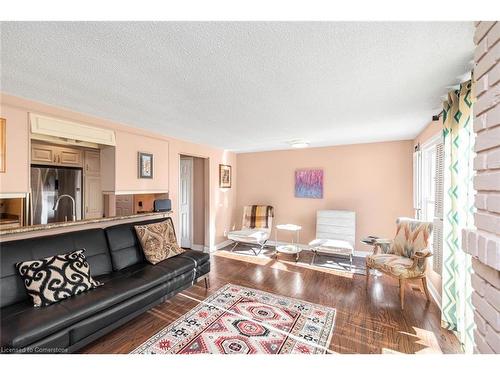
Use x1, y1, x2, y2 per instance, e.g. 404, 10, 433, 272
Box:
180, 158, 193, 248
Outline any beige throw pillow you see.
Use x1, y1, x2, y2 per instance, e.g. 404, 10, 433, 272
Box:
134, 220, 184, 265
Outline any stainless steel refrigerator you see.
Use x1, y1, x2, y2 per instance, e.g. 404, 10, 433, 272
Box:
30, 166, 83, 225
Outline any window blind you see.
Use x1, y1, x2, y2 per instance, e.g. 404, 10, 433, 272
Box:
433, 142, 444, 275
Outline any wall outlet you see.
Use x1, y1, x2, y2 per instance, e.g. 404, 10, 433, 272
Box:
223, 230, 227, 237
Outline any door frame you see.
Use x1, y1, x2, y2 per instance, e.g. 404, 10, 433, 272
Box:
179, 156, 194, 248
178, 153, 210, 251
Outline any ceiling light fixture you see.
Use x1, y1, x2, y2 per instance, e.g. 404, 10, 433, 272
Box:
289, 140, 310, 149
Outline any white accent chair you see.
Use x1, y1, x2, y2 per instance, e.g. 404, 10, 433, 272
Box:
308, 210, 356, 268
227, 205, 274, 256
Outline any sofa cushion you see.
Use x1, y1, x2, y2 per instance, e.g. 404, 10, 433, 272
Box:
1, 298, 73, 349
105, 218, 167, 271
134, 220, 184, 265
0, 228, 112, 308
69, 272, 194, 344
174, 250, 210, 269
95, 250, 209, 284
16, 249, 103, 307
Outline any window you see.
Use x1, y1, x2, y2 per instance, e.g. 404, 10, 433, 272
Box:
422, 143, 437, 222
417, 134, 443, 272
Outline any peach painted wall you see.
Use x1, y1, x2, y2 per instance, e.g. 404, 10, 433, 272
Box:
413, 120, 441, 147
114, 130, 169, 193
0, 105, 29, 193
236, 141, 414, 252
0, 93, 237, 248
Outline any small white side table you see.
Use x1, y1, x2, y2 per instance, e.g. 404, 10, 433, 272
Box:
274, 224, 302, 261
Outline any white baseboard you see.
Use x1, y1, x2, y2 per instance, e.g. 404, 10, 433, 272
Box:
190, 244, 205, 252
426, 278, 442, 310
211, 239, 233, 253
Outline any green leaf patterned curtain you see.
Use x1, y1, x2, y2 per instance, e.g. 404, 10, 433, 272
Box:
441, 79, 475, 353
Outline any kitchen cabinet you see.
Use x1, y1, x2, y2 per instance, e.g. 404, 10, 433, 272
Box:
115, 194, 134, 216
84, 150, 103, 219
59, 148, 82, 166
84, 175, 102, 219
84, 150, 101, 175
31, 144, 55, 164
31, 143, 82, 167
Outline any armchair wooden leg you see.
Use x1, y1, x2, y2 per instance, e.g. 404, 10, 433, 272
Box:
204, 277, 210, 289
365, 264, 370, 288
421, 277, 430, 301
399, 278, 405, 310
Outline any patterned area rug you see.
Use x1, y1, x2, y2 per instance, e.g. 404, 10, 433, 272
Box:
132, 284, 336, 354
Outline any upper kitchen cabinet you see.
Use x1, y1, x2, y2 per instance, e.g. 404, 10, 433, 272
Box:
31, 142, 83, 167
31, 143, 55, 164
84, 149, 101, 175
59, 147, 82, 166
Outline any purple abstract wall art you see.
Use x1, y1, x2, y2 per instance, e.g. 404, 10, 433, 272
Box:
294, 169, 324, 199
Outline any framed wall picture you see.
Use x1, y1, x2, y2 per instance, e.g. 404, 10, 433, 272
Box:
219, 164, 231, 188
295, 169, 323, 199
0, 118, 5, 173
138, 152, 153, 179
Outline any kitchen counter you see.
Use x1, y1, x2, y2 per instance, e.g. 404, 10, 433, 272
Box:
0, 211, 172, 237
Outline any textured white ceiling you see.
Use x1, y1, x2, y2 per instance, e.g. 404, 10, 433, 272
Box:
0, 22, 474, 152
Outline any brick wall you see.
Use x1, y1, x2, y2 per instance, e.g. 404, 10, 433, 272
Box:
462, 21, 500, 354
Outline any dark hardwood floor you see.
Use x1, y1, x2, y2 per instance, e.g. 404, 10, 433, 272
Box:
80, 249, 461, 354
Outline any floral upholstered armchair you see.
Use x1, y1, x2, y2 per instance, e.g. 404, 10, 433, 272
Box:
366, 218, 433, 310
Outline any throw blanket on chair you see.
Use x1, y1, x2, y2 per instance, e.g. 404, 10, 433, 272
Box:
242, 205, 274, 229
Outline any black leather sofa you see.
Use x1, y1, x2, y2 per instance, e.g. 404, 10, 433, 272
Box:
0, 217, 210, 353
